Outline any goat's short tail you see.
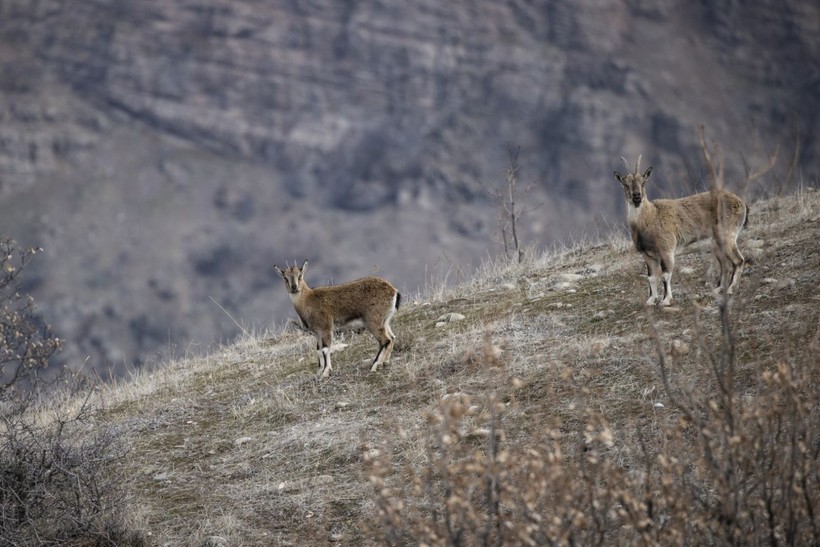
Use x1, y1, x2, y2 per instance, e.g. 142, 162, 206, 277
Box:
395, 292, 402, 310
744, 203, 751, 228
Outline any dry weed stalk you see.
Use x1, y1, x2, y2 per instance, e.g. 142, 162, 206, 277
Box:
480, 146, 541, 264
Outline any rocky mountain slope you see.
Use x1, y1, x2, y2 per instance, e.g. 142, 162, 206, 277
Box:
0, 0, 817, 373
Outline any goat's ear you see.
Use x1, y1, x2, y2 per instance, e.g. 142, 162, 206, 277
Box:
643, 167, 653, 179
613, 171, 624, 183
274, 265, 285, 279
300, 260, 309, 274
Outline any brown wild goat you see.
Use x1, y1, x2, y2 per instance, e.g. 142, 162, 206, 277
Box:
275, 261, 400, 378
613, 156, 748, 306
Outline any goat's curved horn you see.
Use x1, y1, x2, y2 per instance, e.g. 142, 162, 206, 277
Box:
620, 156, 631, 172
636, 154, 642, 174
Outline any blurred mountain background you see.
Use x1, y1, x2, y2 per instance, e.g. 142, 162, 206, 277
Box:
0, 0, 817, 375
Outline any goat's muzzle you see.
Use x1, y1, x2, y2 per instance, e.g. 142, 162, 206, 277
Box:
631, 194, 642, 206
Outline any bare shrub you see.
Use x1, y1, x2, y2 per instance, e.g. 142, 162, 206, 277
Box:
366, 307, 818, 545
651, 301, 819, 545
0, 385, 145, 546
0, 238, 62, 391
479, 146, 541, 264
0, 238, 145, 545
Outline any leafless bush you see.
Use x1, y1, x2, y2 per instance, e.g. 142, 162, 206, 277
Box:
367, 308, 818, 545
0, 238, 145, 545
693, 124, 796, 201
0, 384, 145, 546
480, 146, 541, 264
0, 238, 62, 391
651, 300, 818, 545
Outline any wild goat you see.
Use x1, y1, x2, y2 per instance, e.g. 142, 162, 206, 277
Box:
274, 261, 400, 378
613, 156, 748, 306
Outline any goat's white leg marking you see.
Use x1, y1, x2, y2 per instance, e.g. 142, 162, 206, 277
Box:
727, 237, 745, 294
644, 258, 661, 306
316, 347, 332, 378
659, 253, 674, 306
369, 325, 392, 372
369, 293, 398, 372
370, 345, 385, 372
660, 272, 673, 306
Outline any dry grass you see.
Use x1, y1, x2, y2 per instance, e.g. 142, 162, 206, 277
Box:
24, 189, 820, 545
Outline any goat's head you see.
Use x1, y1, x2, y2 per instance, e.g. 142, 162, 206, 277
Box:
274, 260, 309, 294
613, 155, 653, 207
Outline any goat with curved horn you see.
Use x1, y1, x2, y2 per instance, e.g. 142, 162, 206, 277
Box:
613, 156, 748, 306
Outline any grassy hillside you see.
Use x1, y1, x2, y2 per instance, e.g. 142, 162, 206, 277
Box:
18, 189, 820, 545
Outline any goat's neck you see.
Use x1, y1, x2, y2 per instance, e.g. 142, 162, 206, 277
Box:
290, 280, 312, 306
626, 197, 654, 227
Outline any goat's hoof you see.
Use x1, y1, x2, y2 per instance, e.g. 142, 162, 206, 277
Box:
645, 298, 658, 306
660, 299, 673, 307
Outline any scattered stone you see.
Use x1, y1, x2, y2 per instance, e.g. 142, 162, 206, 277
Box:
335, 401, 351, 410
776, 278, 796, 290
202, 536, 228, 547
330, 342, 348, 352
654, 403, 665, 409
465, 428, 492, 440
746, 239, 765, 249
554, 281, 575, 290
761, 277, 778, 284
278, 475, 334, 494
499, 283, 516, 291
435, 312, 465, 324
278, 480, 298, 493
661, 306, 680, 313
567, 288, 577, 294
559, 273, 583, 282
671, 339, 690, 356
593, 311, 607, 320
550, 302, 564, 309
435, 321, 447, 328
679, 266, 695, 275
153, 473, 169, 482
234, 437, 254, 447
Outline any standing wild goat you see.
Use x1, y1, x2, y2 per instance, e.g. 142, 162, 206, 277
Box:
613, 156, 748, 306
274, 260, 400, 378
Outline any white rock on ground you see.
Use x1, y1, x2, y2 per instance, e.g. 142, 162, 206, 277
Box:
435, 312, 466, 326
